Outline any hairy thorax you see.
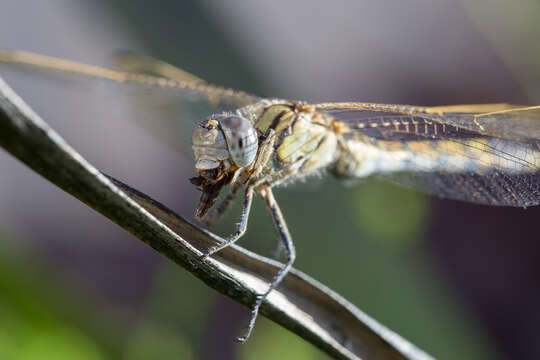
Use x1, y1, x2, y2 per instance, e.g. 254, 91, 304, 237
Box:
190, 100, 341, 217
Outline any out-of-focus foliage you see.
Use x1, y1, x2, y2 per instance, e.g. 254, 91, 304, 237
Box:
352, 180, 429, 247
2, 0, 538, 359
0, 238, 106, 360
239, 318, 325, 360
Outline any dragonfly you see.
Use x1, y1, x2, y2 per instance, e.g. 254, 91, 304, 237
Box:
1, 50, 539, 341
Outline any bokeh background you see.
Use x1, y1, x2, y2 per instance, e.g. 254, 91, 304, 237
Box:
1, 1, 540, 359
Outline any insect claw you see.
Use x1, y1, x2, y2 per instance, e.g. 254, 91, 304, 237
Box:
199, 250, 212, 262
235, 335, 248, 343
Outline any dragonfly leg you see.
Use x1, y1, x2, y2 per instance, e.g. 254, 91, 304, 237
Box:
204, 128, 275, 227
249, 128, 276, 178
202, 184, 241, 227
201, 185, 254, 261
237, 186, 296, 342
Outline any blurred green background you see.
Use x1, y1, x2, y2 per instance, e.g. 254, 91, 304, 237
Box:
1, 1, 540, 359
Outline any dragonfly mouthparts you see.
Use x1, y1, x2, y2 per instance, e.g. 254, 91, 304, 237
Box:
190, 174, 227, 219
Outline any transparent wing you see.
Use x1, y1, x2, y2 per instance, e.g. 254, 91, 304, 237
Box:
383, 170, 539, 207
314, 102, 540, 142
0, 49, 260, 113
322, 107, 540, 207
0, 49, 261, 154
111, 50, 208, 84
424, 104, 540, 142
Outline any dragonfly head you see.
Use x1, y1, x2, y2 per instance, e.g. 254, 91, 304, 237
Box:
190, 115, 258, 219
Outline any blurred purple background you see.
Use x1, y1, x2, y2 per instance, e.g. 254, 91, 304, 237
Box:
1, 1, 539, 359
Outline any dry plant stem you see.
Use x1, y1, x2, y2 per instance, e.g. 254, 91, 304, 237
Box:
0, 76, 434, 360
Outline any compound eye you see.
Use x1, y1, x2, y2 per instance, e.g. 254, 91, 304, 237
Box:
219, 115, 258, 167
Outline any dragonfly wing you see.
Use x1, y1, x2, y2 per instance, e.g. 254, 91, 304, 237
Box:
423, 104, 540, 142
111, 50, 208, 84
0, 50, 260, 113
315, 102, 540, 142
381, 170, 540, 207
322, 108, 540, 207
0, 50, 261, 155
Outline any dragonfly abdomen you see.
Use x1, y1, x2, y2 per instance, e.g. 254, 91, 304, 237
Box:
335, 136, 540, 177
